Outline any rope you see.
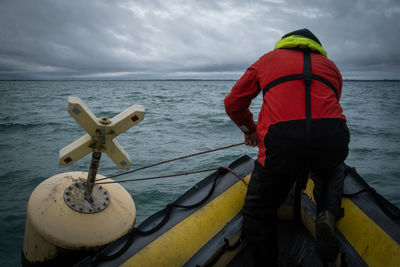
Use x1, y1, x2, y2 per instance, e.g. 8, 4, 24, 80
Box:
96, 142, 245, 182
223, 167, 248, 185
95, 166, 247, 186
95, 168, 219, 185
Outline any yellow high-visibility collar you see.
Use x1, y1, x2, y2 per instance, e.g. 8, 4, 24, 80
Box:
274, 35, 327, 57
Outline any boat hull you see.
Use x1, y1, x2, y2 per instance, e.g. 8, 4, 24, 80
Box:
77, 155, 400, 266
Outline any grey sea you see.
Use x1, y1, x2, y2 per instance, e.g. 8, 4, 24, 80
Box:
0, 80, 399, 266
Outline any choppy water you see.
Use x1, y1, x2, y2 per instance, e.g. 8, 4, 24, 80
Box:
0, 80, 399, 266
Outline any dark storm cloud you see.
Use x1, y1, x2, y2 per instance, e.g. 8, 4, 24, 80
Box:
0, 0, 399, 80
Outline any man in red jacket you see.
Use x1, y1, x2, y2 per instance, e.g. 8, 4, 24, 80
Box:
225, 29, 350, 266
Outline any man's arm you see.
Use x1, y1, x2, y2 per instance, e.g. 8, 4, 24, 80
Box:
224, 64, 261, 146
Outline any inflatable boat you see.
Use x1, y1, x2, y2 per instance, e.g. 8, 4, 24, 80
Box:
22, 97, 400, 266
76, 155, 400, 267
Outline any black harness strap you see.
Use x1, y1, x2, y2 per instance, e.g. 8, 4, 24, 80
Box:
312, 74, 338, 97
262, 74, 304, 95
303, 51, 312, 144
262, 73, 338, 98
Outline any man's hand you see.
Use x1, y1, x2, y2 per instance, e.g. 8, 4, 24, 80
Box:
244, 131, 258, 147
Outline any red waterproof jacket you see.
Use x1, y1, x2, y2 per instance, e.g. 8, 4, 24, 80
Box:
225, 49, 346, 166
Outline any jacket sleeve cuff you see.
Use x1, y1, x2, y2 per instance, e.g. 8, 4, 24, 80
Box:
238, 122, 257, 135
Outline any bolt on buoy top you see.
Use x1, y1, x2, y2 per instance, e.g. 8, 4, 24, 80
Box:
59, 96, 145, 203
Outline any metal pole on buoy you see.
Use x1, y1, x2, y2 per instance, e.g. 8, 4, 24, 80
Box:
85, 151, 102, 202
22, 96, 145, 266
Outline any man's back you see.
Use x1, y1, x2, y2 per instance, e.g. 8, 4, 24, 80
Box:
225, 48, 346, 166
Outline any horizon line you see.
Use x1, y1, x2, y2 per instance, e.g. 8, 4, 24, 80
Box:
1, 78, 400, 82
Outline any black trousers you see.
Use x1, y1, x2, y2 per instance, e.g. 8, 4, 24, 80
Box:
243, 119, 350, 266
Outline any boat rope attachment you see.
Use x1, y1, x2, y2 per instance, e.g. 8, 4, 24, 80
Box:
343, 166, 400, 220
204, 237, 244, 267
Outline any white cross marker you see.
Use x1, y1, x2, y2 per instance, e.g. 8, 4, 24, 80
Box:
59, 97, 145, 170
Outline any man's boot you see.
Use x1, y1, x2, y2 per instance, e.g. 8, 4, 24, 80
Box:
315, 210, 339, 262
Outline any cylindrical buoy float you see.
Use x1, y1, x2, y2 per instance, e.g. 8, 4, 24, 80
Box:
22, 171, 136, 266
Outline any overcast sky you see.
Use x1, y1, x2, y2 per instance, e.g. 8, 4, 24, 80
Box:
1, 0, 399, 80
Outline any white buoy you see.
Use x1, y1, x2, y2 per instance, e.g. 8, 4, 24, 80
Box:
22, 97, 145, 266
